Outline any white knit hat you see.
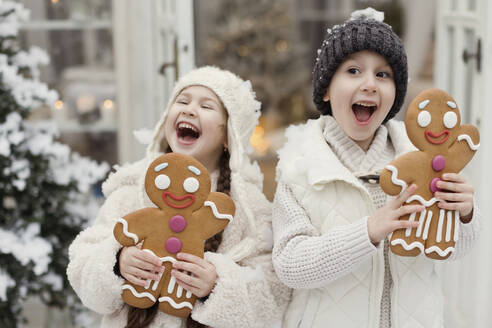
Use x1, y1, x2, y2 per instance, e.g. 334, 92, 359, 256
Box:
145, 66, 266, 260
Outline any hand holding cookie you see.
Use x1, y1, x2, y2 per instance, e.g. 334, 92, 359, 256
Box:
119, 246, 164, 287
171, 252, 218, 298
435, 173, 474, 222
368, 184, 423, 244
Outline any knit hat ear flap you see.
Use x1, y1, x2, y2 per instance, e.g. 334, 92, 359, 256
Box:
312, 7, 408, 123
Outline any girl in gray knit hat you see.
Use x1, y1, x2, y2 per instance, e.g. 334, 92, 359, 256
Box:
272, 8, 481, 328
67, 66, 290, 328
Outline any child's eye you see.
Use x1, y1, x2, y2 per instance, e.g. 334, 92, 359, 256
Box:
176, 99, 188, 105
201, 104, 214, 110
348, 68, 360, 74
376, 71, 392, 78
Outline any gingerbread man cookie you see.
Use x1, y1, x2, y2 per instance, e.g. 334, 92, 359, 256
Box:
380, 88, 480, 260
113, 153, 235, 317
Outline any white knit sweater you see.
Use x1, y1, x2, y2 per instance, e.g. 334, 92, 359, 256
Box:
272, 116, 482, 328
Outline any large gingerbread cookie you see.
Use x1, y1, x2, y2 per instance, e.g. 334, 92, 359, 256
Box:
113, 153, 235, 317
380, 88, 480, 260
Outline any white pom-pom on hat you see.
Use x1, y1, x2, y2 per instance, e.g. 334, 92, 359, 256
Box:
349, 7, 384, 22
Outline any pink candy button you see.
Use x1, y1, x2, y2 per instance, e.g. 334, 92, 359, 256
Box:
165, 237, 182, 253
432, 155, 446, 172
169, 215, 186, 232
430, 177, 441, 193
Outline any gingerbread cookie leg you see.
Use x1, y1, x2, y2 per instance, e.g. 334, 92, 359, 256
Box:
157, 266, 196, 318
390, 212, 426, 257
121, 282, 160, 309
424, 205, 458, 260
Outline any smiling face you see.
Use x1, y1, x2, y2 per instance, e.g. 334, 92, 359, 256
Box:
324, 50, 396, 151
164, 85, 228, 171
145, 153, 211, 212
405, 89, 461, 152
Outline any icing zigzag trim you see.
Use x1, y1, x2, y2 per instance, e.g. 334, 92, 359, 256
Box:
122, 284, 156, 302
204, 201, 233, 221
424, 246, 455, 257
457, 134, 480, 151
116, 218, 139, 244
391, 239, 425, 252
158, 296, 193, 309
405, 195, 441, 207
385, 165, 408, 192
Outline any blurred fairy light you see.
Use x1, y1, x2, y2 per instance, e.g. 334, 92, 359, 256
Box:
103, 99, 114, 109
250, 125, 270, 156
275, 40, 288, 52
51, 0, 59, 4
54, 100, 63, 110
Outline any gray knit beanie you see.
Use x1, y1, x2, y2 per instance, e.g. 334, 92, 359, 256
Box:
313, 8, 408, 123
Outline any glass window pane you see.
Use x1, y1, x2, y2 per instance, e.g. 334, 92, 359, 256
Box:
20, 0, 112, 21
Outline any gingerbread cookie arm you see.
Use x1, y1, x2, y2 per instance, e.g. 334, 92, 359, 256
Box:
380, 151, 423, 195
447, 124, 480, 172
193, 192, 235, 240
113, 207, 161, 246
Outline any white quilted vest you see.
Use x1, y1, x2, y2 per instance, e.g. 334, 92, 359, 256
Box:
277, 117, 444, 328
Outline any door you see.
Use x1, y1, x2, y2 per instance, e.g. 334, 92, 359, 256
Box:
113, 0, 195, 163
435, 1, 492, 327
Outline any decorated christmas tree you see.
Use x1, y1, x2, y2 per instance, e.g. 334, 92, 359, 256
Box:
0, 1, 108, 326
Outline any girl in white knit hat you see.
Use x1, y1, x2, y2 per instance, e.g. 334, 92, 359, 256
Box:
272, 8, 481, 328
67, 66, 290, 328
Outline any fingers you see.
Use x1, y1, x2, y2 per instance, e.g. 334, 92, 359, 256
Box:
436, 180, 473, 193
172, 278, 200, 297
395, 184, 418, 206
392, 219, 419, 231
140, 250, 164, 268
124, 274, 149, 287
124, 248, 163, 273
442, 173, 466, 183
171, 269, 200, 289
173, 261, 204, 277
435, 191, 472, 203
176, 253, 208, 269
128, 266, 161, 281
396, 204, 425, 218
437, 200, 472, 214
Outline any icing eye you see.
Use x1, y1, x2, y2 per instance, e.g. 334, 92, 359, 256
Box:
155, 174, 170, 190
183, 177, 199, 193
443, 111, 458, 129
417, 110, 431, 127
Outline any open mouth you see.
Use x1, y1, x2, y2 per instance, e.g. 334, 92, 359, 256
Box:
352, 102, 377, 125
425, 129, 449, 144
176, 122, 200, 145
162, 191, 195, 209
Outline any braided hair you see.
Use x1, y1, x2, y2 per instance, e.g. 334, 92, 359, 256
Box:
126, 148, 232, 328
186, 148, 230, 328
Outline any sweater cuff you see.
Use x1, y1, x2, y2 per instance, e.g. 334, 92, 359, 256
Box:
459, 199, 482, 237
343, 216, 378, 262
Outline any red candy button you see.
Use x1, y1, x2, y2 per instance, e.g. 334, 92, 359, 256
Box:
169, 215, 186, 232
432, 155, 446, 172
430, 177, 441, 193
165, 237, 182, 253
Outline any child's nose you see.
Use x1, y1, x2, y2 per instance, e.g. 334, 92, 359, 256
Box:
360, 75, 377, 93
181, 104, 197, 117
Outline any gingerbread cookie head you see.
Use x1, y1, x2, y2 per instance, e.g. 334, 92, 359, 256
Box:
145, 152, 211, 212
405, 88, 462, 151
